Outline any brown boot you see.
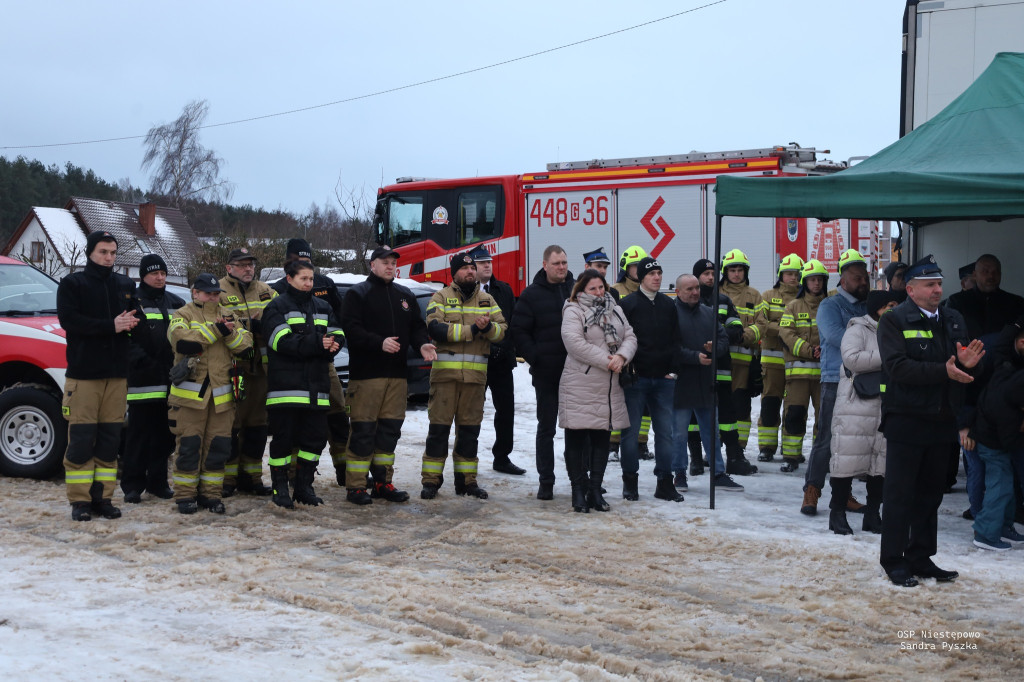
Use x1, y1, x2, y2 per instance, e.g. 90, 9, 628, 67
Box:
846, 494, 866, 514
800, 485, 820, 516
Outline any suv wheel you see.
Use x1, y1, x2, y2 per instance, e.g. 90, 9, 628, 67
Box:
0, 386, 67, 479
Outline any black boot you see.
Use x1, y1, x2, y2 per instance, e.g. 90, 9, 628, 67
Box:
293, 460, 323, 506
71, 501, 92, 522
863, 475, 883, 534
828, 509, 854, 535
654, 475, 684, 502
536, 481, 554, 500
588, 442, 610, 512
622, 473, 639, 501
687, 431, 704, 476
270, 465, 295, 509
563, 434, 590, 512
454, 473, 489, 499
725, 439, 757, 475
757, 447, 775, 462
237, 471, 273, 496
571, 485, 590, 512
92, 499, 122, 519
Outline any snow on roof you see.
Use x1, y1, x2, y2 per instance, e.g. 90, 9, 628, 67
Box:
33, 207, 87, 263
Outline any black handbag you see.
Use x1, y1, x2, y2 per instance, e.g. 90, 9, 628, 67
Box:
619, 362, 638, 388
846, 367, 882, 399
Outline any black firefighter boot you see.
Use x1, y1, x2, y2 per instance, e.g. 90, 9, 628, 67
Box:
862, 475, 884, 534
293, 460, 324, 506
724, 434, 757, 476
454, 473, 489, 499
622, 472, 639, 501
270, 465, 295, 509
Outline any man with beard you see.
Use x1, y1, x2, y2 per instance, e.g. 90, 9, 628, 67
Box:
799, 250, 870, 516
420, 252, 506, 500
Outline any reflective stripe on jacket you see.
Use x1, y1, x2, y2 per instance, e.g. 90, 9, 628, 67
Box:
427, 283, 506, 385
167, 301, 252, 412
779, 291, 825, 380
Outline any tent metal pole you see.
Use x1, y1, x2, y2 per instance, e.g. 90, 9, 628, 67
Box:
710, 214, 723, 510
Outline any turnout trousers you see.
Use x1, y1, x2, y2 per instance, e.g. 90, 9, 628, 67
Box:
781, 378, 820, 461
62, 378, 126, 504
757, 363, 786, 454
169, 403, 234, 502
268, 407, 329, 469
121, 400, 175, 495
730, 361, 753, 448
225, 371, 269, 487
343, 377, 407, 490
422, 381, 486, 487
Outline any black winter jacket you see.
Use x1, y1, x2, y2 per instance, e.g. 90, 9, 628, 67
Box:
57, 260, 137, 380
511, 268, 576, 386
674, 299, 730, 409
619, 290, 681, 378
946, 287, 1024, 341
272, 270, 343, 321
482, 276, 517, 371
972, 350, 1024, 451
341, 273, 430, 381
127, 282, 186, 400
878, 299, 972, 441
263, 284, 344, 409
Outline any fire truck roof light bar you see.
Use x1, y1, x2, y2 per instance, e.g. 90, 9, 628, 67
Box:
545, 145, 829, 171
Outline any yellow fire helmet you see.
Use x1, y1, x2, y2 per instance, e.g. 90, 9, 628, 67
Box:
721, 248, 751, 273
778, 253, 805, 276
619, 245, 648, 271
837, 248, 868, 272
801, 258, 829, 282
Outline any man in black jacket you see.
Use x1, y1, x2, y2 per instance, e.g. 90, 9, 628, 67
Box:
272, 238, 350, 485
340, 246, 436, 505
672, 274, 731, 492
511, 245, 574, 500
618, 257, 684, 502
122, 254, 185, 503
946, 254, 1024, 341
877, 255, 985, 587
469, 245, 525, 476
57, 230, 138, 521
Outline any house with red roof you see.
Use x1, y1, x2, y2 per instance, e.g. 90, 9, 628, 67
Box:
2, 197, 200, 284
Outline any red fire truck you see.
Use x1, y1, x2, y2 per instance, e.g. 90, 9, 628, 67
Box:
374, 144, 875, 295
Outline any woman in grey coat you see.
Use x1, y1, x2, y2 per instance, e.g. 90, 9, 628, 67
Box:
558, 269, 637, 512
828, 290, 897, 535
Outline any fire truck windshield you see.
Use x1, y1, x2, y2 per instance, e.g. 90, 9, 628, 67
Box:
0, 263, 59, 315
377, 194, 425, 248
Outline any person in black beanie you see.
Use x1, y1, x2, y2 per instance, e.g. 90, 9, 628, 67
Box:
57, 230, 139, 521
121, 253, 185, 503
272, 238, 351, 486
884, 262, 908, 302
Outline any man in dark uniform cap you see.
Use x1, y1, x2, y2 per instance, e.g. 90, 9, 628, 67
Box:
877, 255, 985, 587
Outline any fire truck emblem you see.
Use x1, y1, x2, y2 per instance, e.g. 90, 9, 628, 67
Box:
640, 197, 675, 259
787, 219, 799, 242
431, 206, 450, 225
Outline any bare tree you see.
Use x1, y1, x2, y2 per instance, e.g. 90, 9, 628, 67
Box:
334, 177, 378, 274
141, 100, 233, 207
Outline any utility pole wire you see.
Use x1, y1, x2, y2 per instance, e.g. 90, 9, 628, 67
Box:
1, 1, 728, 151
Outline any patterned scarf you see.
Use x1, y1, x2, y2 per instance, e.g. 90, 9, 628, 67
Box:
577, 292, 622, 353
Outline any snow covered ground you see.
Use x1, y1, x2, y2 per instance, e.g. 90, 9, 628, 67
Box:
2, 365, 1021, 680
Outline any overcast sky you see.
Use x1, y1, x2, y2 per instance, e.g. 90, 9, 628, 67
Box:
2, 0, 905, 215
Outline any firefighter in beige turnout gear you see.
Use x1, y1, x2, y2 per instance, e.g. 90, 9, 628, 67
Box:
755, 253, 804, 461
219, 247, 277, 496
777, 259, 827, 473
420, 252, 506, 500
720, 248, 766, 451
168, 273, 253, 514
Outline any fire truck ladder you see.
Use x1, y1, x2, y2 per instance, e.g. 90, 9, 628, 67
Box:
546, 144, 831, 172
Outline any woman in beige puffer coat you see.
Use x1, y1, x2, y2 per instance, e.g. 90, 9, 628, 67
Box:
558, 269, 637, 513
828, 290, 897, 535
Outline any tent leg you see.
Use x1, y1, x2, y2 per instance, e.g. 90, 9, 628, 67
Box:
710, 215, 723, 511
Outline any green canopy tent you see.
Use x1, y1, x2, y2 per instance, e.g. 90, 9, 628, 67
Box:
701, 52, 1024, 507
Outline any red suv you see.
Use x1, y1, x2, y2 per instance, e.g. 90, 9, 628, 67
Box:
0, 256, 68, 478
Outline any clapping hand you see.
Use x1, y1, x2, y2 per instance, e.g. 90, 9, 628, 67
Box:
956, 340, 985, 369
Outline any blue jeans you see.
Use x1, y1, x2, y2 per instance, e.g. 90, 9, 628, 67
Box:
963, 447, 984, 516
672, 407, 723, 475
622, 377, 675, 478
973, 444, 1015, 542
